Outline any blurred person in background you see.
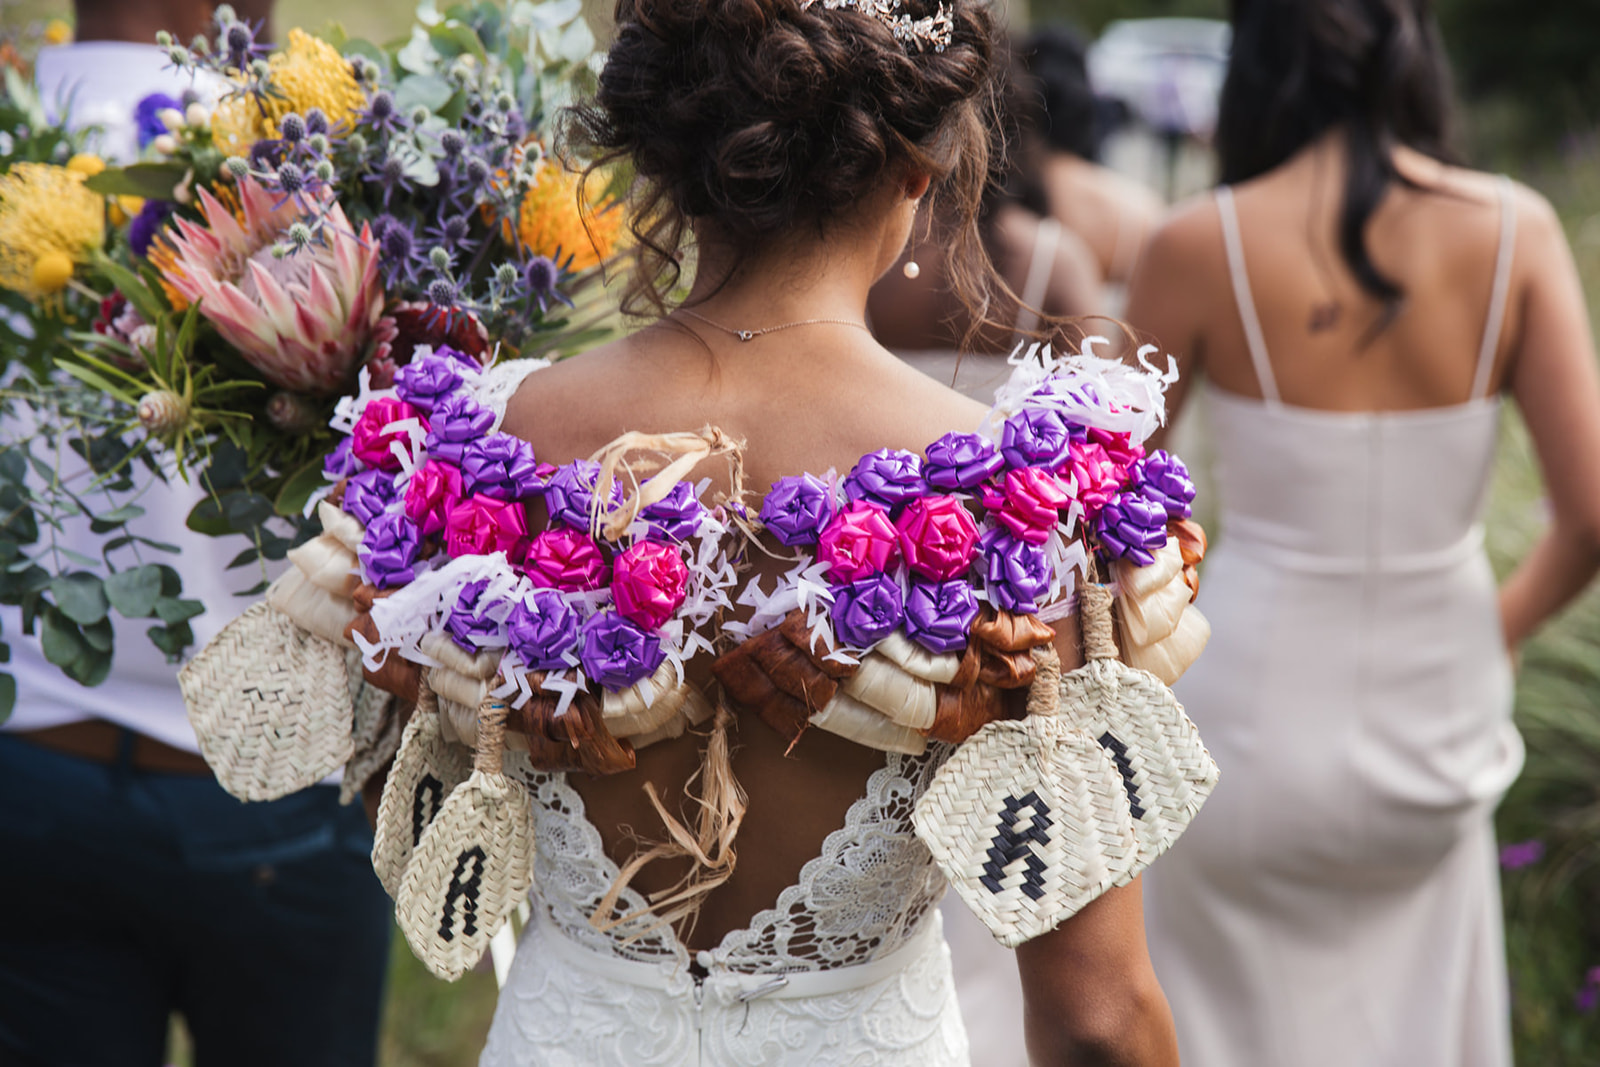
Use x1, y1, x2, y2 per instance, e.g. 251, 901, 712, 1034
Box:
1124, 0, 1600, 1064
1021, 26, 1163, 309
0, 2, 392, 1065
868, 47, 1100, 403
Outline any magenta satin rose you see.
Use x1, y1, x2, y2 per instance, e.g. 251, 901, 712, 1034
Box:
523, 526, 608, 592
404, 460, 464, 537
443, 495, 528, 561
1087, 426, 1145, 484
611, 541, 690, 630
350, 397, 429, 471
817, 501, 901, 583
982, 466, 1074, 545
1059, 441, 1121, 518
895, 495, 979, 580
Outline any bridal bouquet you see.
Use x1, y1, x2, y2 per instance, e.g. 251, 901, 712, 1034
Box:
0, 1, 616, 709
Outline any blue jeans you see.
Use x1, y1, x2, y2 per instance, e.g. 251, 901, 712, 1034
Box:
0, 733, 392, 1067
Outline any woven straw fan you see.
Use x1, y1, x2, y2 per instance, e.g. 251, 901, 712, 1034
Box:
912, 574, 1219, 948
395, 689, 534, 981
372, 679, 473, 898
179, 595, 355, 802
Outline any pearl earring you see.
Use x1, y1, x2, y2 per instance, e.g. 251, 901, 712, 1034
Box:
902, 259, 920, 279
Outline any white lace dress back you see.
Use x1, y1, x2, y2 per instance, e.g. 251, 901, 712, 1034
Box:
480, 743, 971, 1066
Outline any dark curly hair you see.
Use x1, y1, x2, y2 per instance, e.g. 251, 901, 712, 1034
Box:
568, 0, 1007, 328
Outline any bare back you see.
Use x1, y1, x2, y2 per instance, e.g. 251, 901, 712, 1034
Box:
501, 326, 994, 950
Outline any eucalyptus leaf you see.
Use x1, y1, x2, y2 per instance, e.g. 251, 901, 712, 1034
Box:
226, 547, 259, 570
147, 621, 195, 659
40, 607, 88, 668
186, 497, 231, 537
81, 616, 114, 653
275, 459, 331, 518
104, 565, 163, 618
0, 451, 25, 485
223, 492, 275, 532
0, 671, 14, 724
66, 648, 112, 687
154, 597, 205, 625
50, 572, 108, 626
397, 26, 444, 74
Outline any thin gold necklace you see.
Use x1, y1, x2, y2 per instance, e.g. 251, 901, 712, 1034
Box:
680, 308, 871, 343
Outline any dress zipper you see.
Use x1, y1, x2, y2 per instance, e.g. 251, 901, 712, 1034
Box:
693, 973, 706, 1065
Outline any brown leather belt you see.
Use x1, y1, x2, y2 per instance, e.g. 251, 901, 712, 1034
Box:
15, 720, 213, 775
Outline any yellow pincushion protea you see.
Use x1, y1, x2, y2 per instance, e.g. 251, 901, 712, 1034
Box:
515, 160, 625, 272
0, 163, 105, 300
212, 29, 366, 153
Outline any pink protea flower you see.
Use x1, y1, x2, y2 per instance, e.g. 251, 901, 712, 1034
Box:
153, 177, 390, 393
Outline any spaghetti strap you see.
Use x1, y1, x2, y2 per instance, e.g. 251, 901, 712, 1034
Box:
1013, 217, 1061, 339
1470, 176, 1517, 400
1215, 187, 1281, 406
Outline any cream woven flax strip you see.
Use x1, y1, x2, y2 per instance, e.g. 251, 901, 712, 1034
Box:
912, 571, 1218, 947
180, 598, 356, 802
395, 691, 534, 981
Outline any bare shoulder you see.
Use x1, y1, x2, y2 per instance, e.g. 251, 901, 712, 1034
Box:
1131, 193, 1227, 299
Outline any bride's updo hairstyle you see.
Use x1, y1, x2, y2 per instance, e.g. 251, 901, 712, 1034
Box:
571, 0, 1002, 323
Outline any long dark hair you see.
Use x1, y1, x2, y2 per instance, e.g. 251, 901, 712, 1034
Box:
1217, 0, 1461, 321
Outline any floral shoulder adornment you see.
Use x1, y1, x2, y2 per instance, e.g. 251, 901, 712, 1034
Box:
245, 338, 1208, 774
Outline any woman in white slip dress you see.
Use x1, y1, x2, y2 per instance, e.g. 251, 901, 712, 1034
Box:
1125, 1, 1600, 1064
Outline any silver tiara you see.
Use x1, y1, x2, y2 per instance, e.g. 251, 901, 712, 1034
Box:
802, 0, 954, 54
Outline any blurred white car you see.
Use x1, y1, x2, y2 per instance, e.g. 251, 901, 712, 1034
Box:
1088, 18, 1230, 141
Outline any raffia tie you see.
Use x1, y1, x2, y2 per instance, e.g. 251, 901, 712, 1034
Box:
590, 698, 748, 941
589, 427, 747, 543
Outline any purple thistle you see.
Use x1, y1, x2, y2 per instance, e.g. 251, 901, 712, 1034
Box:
133, 93, 181, 149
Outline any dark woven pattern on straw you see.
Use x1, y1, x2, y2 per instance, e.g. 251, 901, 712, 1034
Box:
395, 693, 534, 981
912, 576, 1218, 948
372, 683, 472, 898
180, 600, 355, 802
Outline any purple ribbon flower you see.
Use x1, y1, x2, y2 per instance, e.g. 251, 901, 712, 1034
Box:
505, 588, 583, 671
394, 350, 465, 414
579, 610, 666, 691
979, 527, 1053, 613
424, 393, 496, 465
843, 449, 924, 510
1096, 490, 1170, 567
830, 573, 904, 648
640, 481, 707, 542
1001, 408, 1076, 469
342, 468, 401, 526
759, 473, 836, 546
445, 578, 504, 651
431, 343, 484, 370
1129, 450, 1195, 521
905, 579, 980, 654
924, 432, 1003, 491
359, 511, 423, 589
543, 460, 624, 532
323, 436, 361, 479
460, 433, 542, 501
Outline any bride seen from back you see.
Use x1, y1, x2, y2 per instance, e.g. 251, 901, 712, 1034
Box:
486, 0, 1182, 1062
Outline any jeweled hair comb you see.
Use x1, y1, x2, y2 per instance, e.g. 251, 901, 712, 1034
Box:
801, 0, 954, 54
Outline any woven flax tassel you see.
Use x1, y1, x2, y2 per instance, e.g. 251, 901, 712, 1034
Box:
395, 690, 534, 981
179, 596, 355, 802
371, 680, 472, 897
912, 574, 1219, 948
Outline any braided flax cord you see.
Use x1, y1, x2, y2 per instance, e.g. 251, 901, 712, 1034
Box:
396, 693, 534, 981
180, 599, 355, 802
912, 575, 1218, 948
372, 681, 473, 898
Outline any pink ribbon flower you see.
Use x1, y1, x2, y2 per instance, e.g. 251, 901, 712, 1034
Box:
1059, 441, 1121, 519
1086, 426, 1145, 485
523, 526, 609, 591
444, 495, 528, 561
612, 541, 690, 629
404, 460, 463, 537
350, 397, 428, 472
895, 495, 979, 580
818, 501, 901, 583
982, 467, 1074, 545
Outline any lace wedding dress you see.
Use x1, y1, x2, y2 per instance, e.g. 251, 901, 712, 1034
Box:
481, 745, 969, 1066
